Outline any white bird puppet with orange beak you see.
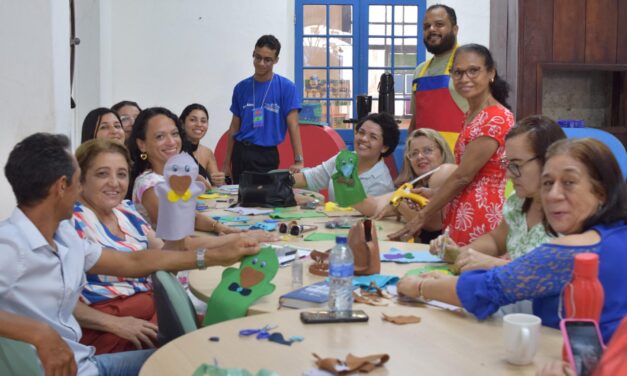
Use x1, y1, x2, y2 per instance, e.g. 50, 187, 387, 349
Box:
155, 152, 205, 240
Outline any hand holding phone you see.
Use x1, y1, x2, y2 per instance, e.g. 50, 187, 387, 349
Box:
561, 319, 605, 376
300, 310, 369, 324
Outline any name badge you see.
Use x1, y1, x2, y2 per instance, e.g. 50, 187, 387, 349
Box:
253, 107, 264, 129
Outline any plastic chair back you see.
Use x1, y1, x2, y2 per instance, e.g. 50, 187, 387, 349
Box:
562, 128, 627, 179
0, 337, 42, 375
152, 271, 198, 345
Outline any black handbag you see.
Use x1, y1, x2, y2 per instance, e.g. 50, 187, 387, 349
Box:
237, 170, 297, 208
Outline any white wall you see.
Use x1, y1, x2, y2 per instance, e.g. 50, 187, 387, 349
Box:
0, 0, 489, 217
78, 0, 488, 151
0, 0, 71, 217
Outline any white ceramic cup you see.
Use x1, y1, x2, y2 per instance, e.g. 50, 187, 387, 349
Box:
503, 313, 542, 365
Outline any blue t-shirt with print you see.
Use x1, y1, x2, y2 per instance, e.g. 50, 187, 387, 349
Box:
230, 73, 301, 147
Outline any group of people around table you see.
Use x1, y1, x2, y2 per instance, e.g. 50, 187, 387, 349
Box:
1, 4, 627, 376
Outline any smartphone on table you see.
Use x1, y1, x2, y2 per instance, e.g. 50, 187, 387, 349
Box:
560, 319, 605, 376
300, 310, 369, 324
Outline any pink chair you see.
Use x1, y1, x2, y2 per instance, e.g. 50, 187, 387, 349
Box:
214, 123, 346, 170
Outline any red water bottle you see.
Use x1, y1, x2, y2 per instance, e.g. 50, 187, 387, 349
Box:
564, 253, 604, 320
562, 253, 605, 360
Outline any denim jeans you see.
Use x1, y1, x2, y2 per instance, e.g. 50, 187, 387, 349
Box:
94, 348, 155, 376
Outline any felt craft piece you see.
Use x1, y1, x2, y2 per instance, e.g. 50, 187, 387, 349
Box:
353, 291, 388, 306
198, 193, 229, 200
192, 364, 278, 376
322, 202, 354, 212
331, 150, 367, 207
304, 232, 347, 242
202, 247, 279, 326
351, 275, 399, 290
381, 313, 421, 325
267, 332, 292, 346
313, 353, 390, 375
404, 265, 452, 277
380, 249, 442, 263
212, 216, 250, 223
155, 152, 205, 240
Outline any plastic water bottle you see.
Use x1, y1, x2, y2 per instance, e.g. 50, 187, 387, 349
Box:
328, 236, 354, 314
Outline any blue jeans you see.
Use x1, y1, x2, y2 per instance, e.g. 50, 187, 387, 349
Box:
94, 349, 155, 376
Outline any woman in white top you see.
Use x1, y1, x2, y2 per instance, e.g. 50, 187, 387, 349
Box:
292, 112, 400, 201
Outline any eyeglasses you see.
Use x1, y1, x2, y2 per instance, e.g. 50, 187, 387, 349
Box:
278, 221, 317, 236
501, 156, 539, 178
451, 66, 483, 81
252, 53, 275, 65
119, 115, 136, 125
407, 147, 437, 160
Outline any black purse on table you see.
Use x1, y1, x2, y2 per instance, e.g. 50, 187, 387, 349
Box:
237, 170, 297, 208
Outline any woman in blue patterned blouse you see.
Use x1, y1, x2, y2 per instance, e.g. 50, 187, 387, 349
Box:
398, 138, 627, 343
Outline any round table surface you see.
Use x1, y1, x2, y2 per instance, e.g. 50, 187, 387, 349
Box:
140, 305, 562, 375
189, 240, 429, 314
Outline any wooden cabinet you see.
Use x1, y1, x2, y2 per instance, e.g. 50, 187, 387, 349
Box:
512, 0, 627, 146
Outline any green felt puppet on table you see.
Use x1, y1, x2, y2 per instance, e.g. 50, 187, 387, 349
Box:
331, 150, 367, 207
202, 247, 279, 326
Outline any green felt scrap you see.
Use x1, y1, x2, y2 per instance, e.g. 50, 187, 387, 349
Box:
304, 232, 348, 241
268, 211, 326, 219
202, 247, 279, 326
404, 265, 452, 277
192, 363, 279, 376
332, 150, 367, 207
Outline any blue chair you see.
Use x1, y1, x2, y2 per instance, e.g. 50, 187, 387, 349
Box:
562, 128, 627, 179
0, 337, 42, 375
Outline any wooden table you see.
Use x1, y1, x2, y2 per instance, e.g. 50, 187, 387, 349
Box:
189, 241, 427, 314
140, 305, 562, 375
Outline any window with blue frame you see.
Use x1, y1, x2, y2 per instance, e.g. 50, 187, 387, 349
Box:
295, 0, 426, 149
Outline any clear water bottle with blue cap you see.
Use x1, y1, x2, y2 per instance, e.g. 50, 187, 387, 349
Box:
328, 236, 354, 314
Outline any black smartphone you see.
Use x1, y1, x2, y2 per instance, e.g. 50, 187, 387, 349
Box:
300, 310, 369, 324
561, 319, 605, 376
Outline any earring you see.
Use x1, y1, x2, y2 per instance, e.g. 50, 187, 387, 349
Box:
490, 78, 495, 83
140, 152, 148, 160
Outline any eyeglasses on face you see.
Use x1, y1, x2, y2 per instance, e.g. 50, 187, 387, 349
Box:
278, 221, 317, 236
252, 53, 275, 65
501, 156, 539, 177
451, 66, 483, 81
119, 116, 136, 125
407, 146, 437, 160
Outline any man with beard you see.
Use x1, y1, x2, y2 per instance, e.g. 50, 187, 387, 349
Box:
409, 4, 468, 135
223, 34, 304, 184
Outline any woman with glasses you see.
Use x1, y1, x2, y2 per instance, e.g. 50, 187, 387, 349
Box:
431, 115, 566, 273
397, 138, 627, 343
81, 107, 125, 144
389, 44, 514, 246
358, 128, 457, 243
112, 100, 141, 142
180, 103, 226, 188
292, 112, 400, 201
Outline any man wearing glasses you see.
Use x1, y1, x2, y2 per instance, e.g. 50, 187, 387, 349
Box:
224, 34, 303, 184
409, 4, 467, 135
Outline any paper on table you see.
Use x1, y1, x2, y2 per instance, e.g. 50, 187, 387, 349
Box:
304, 232, 347, 241
269, 211, 327, 220
216, 184, 239, 195
225, 207, 274, 216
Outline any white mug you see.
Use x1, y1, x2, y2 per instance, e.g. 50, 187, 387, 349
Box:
503, 313, 541, 365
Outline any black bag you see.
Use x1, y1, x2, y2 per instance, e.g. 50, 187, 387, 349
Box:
238, 170, 297, 208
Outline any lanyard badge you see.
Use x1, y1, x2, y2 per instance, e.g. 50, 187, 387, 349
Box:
251, 74, 274, 129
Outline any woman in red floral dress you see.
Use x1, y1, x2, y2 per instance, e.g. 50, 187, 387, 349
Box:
390, 44, 514, 245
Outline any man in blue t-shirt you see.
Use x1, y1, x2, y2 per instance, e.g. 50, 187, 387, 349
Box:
223, 35, 303, 183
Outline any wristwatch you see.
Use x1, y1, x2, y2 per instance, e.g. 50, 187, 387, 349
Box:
294, 154, 304, 163
196, 248, 207, 270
